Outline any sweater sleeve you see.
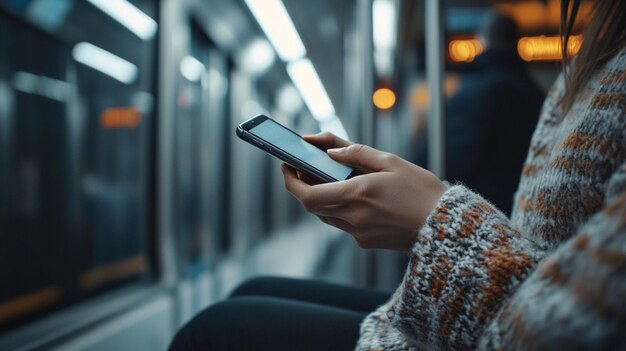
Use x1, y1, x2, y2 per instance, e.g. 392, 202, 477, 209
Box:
357, 163, 626, 351
479, 165, 626, 350
357, 185, 546, 350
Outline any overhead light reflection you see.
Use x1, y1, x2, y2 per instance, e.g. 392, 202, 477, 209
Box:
12, 71, 71, 101
244, 0, 306, 61
86, 0, 157, 40
373, 0, 396, 51
320, 117, 349, 140
373, 0, 397, 76
209, 20, 237, 49
180, 56, 206, 82
73, 42, 138, 84
286, 58, 335, 122
276, 83, 303, 116
244, 0, 347, 136
202, 68, 228, 98
236, 38, 276, 77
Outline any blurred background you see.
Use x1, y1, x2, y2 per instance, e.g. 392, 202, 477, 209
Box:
0, 0, 588, 349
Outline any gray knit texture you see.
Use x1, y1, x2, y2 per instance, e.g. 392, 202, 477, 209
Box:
357, 48, 626, 350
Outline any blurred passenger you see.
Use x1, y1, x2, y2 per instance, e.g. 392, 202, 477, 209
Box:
415, 12, 544, 214
170, 0, 626, 350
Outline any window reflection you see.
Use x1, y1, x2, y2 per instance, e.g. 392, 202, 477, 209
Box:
0, 0, 157, 331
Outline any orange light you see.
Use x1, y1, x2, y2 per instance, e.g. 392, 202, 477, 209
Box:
0, 286, 62, 322
100, 107, 141, 129
80, 255, 148, 289
410, 74, 461, 109
497, 0, 592, 33
372, 88, 396, 110
517, 35, 583, 62
449, 39, 483, 63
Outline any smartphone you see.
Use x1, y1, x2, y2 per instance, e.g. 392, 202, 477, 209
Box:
236, 114, 358, 183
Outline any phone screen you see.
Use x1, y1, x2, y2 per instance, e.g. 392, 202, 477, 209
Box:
248, 119, 353, 181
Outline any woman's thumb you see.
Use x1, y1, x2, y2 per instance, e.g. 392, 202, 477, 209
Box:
327, 144, 394, 172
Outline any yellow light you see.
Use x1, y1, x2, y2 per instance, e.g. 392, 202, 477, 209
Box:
449, 39, 483, 63
372, 88, 396, 110
517, 35, 583, 61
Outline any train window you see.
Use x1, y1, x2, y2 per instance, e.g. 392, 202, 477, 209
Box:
227, 70, 271, 255
172, 21, 214, 274
212, 58, 233, 253
0, 0, 157, 332
264, 111, 319, 233
200, 46, 232, 256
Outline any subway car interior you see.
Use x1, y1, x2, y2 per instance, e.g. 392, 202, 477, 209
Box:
0, 0, 613, 350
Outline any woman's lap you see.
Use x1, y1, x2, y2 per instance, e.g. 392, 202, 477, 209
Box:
169, 296, 366, 351
168, 277, 391, 351
230, 276, 390, 313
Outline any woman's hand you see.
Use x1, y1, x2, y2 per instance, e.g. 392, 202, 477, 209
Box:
281, 132, 447, 251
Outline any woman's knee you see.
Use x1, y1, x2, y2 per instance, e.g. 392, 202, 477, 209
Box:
168, 299, 240, 351
169, 296, 363, 351
169, 296, 298, 350
229, 276, 285, 297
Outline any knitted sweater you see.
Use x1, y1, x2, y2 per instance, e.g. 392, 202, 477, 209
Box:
357, 47, 626, 350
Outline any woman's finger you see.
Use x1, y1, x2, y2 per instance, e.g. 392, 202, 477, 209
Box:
322, 216, 359, 235
302, 132, 352, 150
306, 204, 350, 218
281, 164, 353, 207
323, 218, 390, 249
327, 144, 399, 172
306, 201, 373, 228
295, 170, 322, 185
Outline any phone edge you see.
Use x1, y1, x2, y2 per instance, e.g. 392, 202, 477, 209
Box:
236, 125, 338, 183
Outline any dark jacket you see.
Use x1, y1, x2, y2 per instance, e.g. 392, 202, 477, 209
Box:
416, 48, 544, 214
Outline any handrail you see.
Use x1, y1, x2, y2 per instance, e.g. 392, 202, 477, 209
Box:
425, 0, 446, 179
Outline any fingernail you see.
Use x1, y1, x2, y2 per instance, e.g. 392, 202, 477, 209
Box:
327, 148, 344, 154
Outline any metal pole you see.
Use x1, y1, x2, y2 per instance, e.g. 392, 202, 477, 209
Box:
425, 0, 445, 179
157, 0, 183, 287
355, 0, 377, 288
358, 0, 375, 146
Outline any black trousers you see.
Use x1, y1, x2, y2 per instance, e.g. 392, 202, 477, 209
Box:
168, 277, 391, 351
